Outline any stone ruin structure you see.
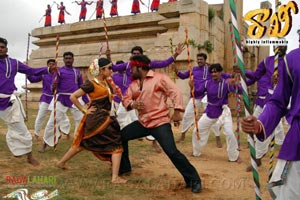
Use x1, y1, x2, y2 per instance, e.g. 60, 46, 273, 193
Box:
26, 0, 270, 113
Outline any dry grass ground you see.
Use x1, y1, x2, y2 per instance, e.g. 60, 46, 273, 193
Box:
0, 108, 284, 200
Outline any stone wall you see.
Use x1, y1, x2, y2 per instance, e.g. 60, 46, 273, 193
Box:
26, 0, 266, 113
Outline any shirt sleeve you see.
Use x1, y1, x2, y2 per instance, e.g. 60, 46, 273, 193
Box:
80, 80, 94, 93
112, 62, 128, 72
17, 60, 49, 76
150, 56, 174, 69
176, 70, 190, 79
160, 74, 184, 111
221, 72, 232, 79
227, 82, 242, 94
251, 59, 266, 82
257, 58, 291, 141
194, 80, 206, 97
27, 75, 43, 83
245, 70, 256, 86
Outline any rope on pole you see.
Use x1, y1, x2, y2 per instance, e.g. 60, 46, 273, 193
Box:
102, 9, 109, 50
269, 0, 282, 182
53, 34, 60, 151
168, 38, 176, 82
100, 9, 121, 115
184, 27, 200, 140
24, 33, 31, 122
229, 1, 261, 199
229, 21, 241, 149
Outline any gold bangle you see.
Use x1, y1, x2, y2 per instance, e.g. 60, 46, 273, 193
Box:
81, 108, 87, 114
130, 101, 135, 109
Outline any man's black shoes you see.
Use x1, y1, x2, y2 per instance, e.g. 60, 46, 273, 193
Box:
186, 180, 202, 193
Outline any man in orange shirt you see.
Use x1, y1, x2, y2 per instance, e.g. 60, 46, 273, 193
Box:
120, 55, 202, 193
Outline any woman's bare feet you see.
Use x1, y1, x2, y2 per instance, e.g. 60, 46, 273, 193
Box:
55, 162, 71, 170
111, 176, 127, 184
27, 152, 40, 166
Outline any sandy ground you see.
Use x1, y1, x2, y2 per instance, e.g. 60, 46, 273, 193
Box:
0, 120, 286, 200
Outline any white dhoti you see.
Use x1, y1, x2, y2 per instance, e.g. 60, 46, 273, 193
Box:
182, 97, 219, 136
0, 93, 32, 156
110, 100, 119, 116
116, 102, 138, 130
192, 106, 239, 161
269, 160, 300, 200
251, 105, 285, 159
43, 101, 83, 147
116, 102, 156, 141
34, 102, 70, 136
181, 98, 203, 133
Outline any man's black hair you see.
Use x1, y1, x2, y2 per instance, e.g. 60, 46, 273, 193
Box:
209, 63, 223, 73
47, 59, 56, 64
197, 53, 207, 60
130, 55, 151, 71
98, 57, 111, 68
116, 60, 124, 64
63, 51, 74, 58
131, 46, 143, 55
0, 37, 8, 47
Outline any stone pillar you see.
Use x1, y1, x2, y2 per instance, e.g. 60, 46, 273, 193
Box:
223, 0, 243, 71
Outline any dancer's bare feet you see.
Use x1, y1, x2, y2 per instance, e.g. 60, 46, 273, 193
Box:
56, 162, 71, 170
246, 158, 261, 171
176, 133, 186, 143
38, 143, 47, 153
34, 134, 39, 141
27, 152, 40, 166
152, 141, 162, 153
59, 127, 71, 140
66, 134, 72, 141
111, 176, 127, 184
232, 157, 242, 164
215, 136, 223, 148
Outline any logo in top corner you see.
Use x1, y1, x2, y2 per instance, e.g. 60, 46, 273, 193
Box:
243, 1, 299, 39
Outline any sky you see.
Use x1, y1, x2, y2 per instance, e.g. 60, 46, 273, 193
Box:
0, 0, 299, 89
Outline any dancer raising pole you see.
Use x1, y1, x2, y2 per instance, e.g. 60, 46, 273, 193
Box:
39, 2, 56, 26
74, 0, 94, 21
38, 2, 55, 24
56, 1, 71, 24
